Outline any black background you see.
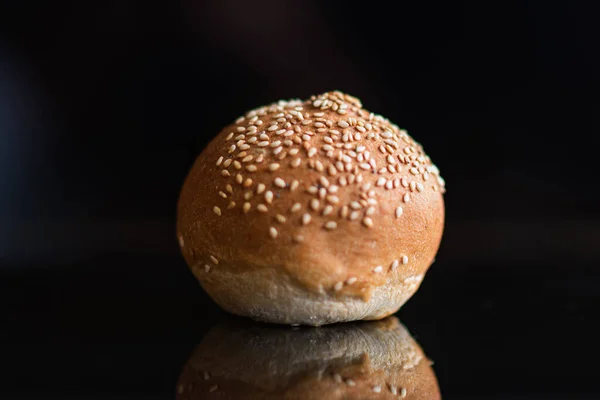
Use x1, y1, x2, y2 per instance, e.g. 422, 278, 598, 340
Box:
1, 1, 599, 399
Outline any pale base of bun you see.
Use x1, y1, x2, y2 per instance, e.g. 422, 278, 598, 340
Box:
192, 265, 424, 326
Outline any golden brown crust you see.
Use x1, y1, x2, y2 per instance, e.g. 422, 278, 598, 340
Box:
176, 317, 441, 400
177, 91, 445, 325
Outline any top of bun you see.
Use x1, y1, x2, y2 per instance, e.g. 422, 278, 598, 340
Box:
176, 316, 441, 399
178, 91, 445, 299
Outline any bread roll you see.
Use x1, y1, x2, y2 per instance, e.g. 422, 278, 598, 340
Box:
177, 91, 445, 325
176, 316, 440, 399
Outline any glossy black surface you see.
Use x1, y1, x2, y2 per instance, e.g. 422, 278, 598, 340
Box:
3, 243, 599, 399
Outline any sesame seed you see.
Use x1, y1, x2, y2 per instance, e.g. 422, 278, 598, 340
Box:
362, 217, 373, 227
333, 373, 343, 383
235, 174, 243, 184
209, 384, 218, 392
391, 260, 399, 270
269, 227, 278, 238
255, 154, 264, 163
403, 193, 411, 203
410, 167, 419, 175
228, 200, 235, 209
395, 206, 403, 218
242, 155, 253, 163
373, 266, 383, 273
322, 205, 333, 216
349, 210, 360, 220
333, 281, 343, 291
417, 182, 424, 192
400, 388, 407, 397
372, 385, 382, 393
350, 201, 361, 210
345, 379, 356, 387
204, 264, 211, 272
225, 132, 234, 140
302, 213, 312, 225
310, 199, 320, 211
267, 125, 278, 131
325, 221, 337, 230
276, 214, 287, 223
243, 202, 251, 213
256, 183, 266, 194
274, 178, 286, 188
269, 163, 280, 171
360, 163, 371, 170
291, 157, 302, 168
376, 177, 386, 187
308, 148, 317, 157
218, 191, 227, 199
290, 203, 302, 213
346, 277, 357, 284
402, 255, 409, 264
385, 180, 394, 190
257, 204, 268, 213
319, 188, 327, 199
327, 195, 340, 205
245, 165, 257, 172
337, 120, 349, 128
264, 191, 274, 203
223, 159, 232, 167
213, 206, 221, 216
210, 255, 219, 265
243, 178, 253, 187
293, 235, 304, 243
366, 206, 375, 216
216, 156, 224, 166
410, 181, 416, 192
390, 386, 398, 395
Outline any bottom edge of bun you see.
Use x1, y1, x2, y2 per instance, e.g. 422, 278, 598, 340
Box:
194, 267, 425, 326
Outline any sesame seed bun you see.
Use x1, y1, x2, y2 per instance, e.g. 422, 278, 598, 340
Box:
176, 316, 441, 399
177, 91, 445, 326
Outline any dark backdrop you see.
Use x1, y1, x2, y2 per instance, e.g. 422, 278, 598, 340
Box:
1, 1, 599, 399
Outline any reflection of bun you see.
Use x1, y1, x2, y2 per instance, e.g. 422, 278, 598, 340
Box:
177, 91, 445, 326
176, 317, 440, 399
